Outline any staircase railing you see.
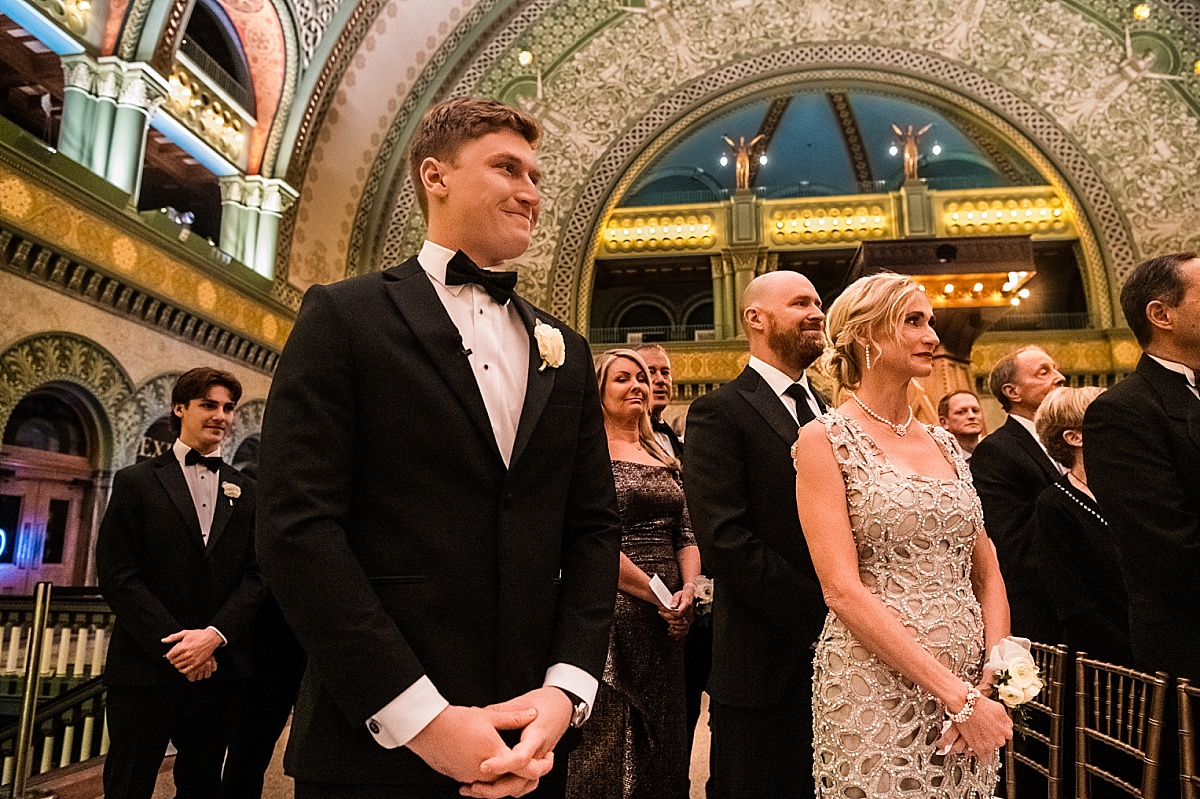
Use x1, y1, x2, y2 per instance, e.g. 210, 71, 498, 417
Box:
0, 675, 108, 786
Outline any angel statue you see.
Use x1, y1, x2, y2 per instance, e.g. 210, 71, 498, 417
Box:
723, 134, 765, 191
892, 123, 932, 183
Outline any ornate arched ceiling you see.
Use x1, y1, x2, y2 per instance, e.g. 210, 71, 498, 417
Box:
274, 0, 1200, 330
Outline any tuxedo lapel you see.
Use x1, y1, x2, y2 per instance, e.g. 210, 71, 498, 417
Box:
152, 454, 205, 549
510, 298, 554, 467
1005, 417, 1060, 481
738, 369, 801, 445
206, 466, 237, 553
383, 259, 504, 463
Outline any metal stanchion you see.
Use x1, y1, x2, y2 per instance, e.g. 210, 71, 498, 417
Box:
10, 581, 55, 799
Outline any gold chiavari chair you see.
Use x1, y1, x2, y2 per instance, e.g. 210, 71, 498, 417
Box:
1075, 653, 1169, 799
1180, 678, 1200, 799
1006, 642, 1070, 799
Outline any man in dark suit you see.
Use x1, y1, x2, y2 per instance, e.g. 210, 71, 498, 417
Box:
635, 343, 684, 460
970, 345, 1065, 645
1085, 252, 1200, 682
256, 98, 621, 799
682, 270, 829, 799
96, 367, 263, 799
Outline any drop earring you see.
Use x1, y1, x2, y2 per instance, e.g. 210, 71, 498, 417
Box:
864, 343, 873, 371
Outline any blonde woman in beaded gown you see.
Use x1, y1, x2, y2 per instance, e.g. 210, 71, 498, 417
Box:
792, 273, 1013, 799
566, 349, 699, 799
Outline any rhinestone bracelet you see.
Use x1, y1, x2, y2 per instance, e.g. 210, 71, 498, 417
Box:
947, 684, 982, 725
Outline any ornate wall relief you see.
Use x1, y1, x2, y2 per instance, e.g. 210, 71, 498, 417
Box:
0, 334, 135, 462
111, 372, 181, 469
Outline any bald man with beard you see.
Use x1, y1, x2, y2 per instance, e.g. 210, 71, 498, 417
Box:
682, 271, 830, 799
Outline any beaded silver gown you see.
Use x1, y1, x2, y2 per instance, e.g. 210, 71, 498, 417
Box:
802, 413, 999, 799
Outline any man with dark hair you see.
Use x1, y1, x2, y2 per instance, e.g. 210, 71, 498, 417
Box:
1085, 252, 1200, 681
970, 346, 1065, 644
633, 343, 683, 459
683, 271, 828, 799
258, 97, 621, 798
96, 367, 262, 799
937, 389, 983, 459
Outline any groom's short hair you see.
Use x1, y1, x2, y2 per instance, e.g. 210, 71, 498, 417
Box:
409, 97, 542, 217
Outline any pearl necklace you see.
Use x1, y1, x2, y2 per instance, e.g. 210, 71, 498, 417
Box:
849, 391, 915, 437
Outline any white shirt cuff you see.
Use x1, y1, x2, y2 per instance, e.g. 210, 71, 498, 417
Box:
544, 663, 598, 723
366, 676, 449, 749
206, 626, 227, 646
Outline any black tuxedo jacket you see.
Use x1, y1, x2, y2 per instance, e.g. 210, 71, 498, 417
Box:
969, 414, 1061, 642
1084, 355, 1200, 680
681, 366, 827, 708
256, 257, 621, 788
96, 452, 262, 687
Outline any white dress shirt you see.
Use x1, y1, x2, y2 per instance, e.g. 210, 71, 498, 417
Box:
747, 356, 823, 422
1148, 354, 1200, 400
366, 240, 598, 750
172, 438, 220, 543
170, 438, 227, 644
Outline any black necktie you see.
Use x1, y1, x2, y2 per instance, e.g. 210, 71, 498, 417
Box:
443, 250, 518, 305
785, 382, 817, 425
185, 449, 222, 473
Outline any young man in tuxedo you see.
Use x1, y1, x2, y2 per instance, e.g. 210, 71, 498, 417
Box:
1085, 253, 1200, 682
96, 368, 263, 799
970, 345, 1065, 645
682, 271, 829, 799
257, 98, 621, 799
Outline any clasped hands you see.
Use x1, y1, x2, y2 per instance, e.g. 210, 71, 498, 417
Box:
406, 685, 573, 798
933, 676, 1013, 760
161, 628, 222, 682
657, 583, 696, 641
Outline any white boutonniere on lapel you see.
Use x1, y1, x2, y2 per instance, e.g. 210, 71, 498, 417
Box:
222, 482, 241, 506
534, 322, 565, 372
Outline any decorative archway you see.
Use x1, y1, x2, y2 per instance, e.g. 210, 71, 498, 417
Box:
0, 334, 133, 468
112, 372, 182, 469
226, 398, 265, 463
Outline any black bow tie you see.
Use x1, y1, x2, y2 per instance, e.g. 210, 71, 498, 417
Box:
185, 449, 222, 473
444, 250, 518, 305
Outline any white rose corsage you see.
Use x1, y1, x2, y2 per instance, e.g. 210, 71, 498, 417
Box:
693, 575, 714, 617
222, 481, 241, 506
984, 635, 1044, 733
534, 321, 565, 372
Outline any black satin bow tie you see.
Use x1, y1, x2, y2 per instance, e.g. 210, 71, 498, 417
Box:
443, 250, 518, 305
185, 449, 222, 473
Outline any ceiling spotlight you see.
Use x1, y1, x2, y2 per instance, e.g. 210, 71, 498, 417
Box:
758, 154, 768, 165
942, 283, 955, 295
1133, 3, 1151, 19
972, 282, 984, 293
931, 143, 942, 156
888, 144, 899, 156
518, 50, 534, 66
1018, 288, 1031, 299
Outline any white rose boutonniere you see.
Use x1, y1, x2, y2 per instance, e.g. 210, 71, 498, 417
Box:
534, 322, 565, 372
222, 482, 241, 506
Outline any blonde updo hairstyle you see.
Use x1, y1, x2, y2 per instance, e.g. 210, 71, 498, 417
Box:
1034, 385, 1104, 466
823, 271, 924, 392
594, 348, 681, 473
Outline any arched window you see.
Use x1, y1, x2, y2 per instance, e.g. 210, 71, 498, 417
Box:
3, 391, 90, 457
617, 303, 673, 330
181, 0, 256, 116
684, 301, 714, 329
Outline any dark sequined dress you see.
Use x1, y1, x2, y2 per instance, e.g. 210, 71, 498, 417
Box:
566, 460, 695, 799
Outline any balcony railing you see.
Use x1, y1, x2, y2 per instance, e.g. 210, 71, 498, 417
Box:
178, 37, 256, 117
988, 312, 1091, 332
588, 326, 717, 345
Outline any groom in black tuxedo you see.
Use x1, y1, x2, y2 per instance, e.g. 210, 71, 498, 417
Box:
683, 271, 829, 799
96, 368, 263, 799
257, 98, 621, 799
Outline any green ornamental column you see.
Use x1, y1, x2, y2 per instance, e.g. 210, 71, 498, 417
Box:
251, 179, 298, 279
219, 176, 253, 265
58, 56, 97, 165
105, 65, 166, 198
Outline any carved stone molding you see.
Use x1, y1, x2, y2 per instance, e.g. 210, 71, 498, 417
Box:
226, 398, 265, 463
0, 226, 281, 374
0, 333, 135, 440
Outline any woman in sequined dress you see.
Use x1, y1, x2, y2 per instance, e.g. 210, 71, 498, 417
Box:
792, 273, 1013, 798
566, 349, 699, 799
